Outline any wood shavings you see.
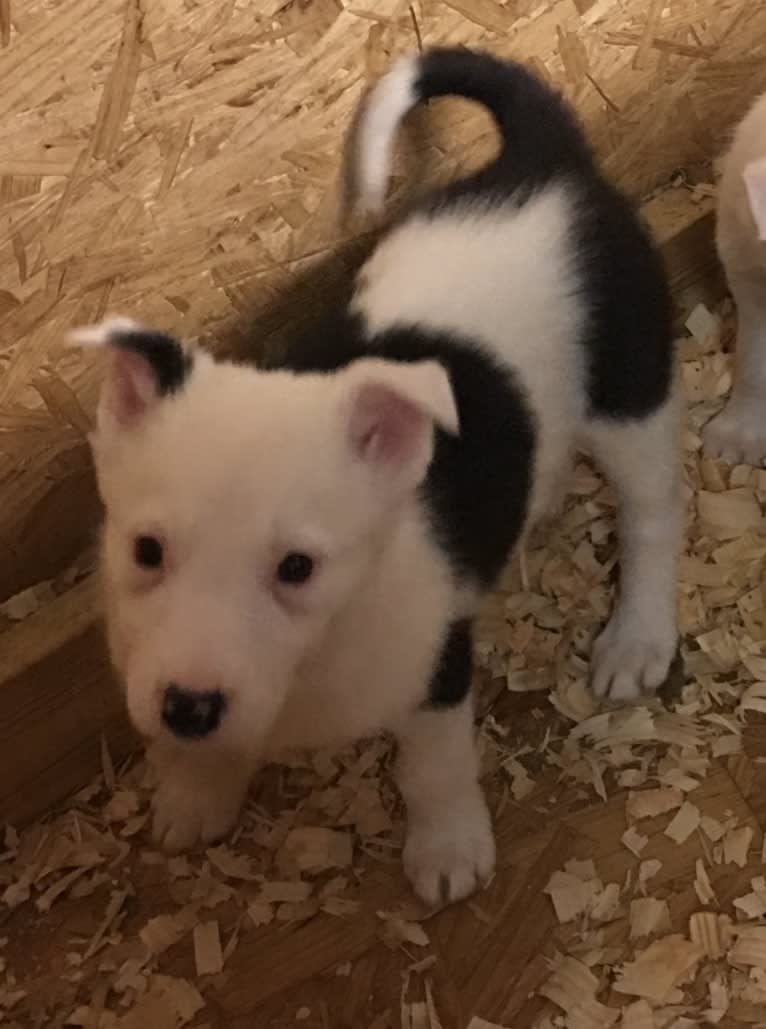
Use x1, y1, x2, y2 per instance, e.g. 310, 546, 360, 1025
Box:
629, 898, 671, 939
689, 913, 732, 960
193, 922, 224, 977
544, 869, 600, 924
613, 935, 704, 1003
282, 827, 353, 872
626, 787, 683, 822
539, 956, 618, 1027
694, 859, 717, 906
621, 828, 648, 858
728, 927, 766, 969
703, 975, 729, 1024
685, 303, 720, 343
722, 826, 754, 868
618, 999, 654, 1029
205, 846, 256, 881
377, 911, 430, 949
664, 802, 700, 844
139, 910, 195, 956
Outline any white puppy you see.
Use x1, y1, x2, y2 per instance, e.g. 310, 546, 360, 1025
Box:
72, 48, 682, 906
704, 91, 766, 464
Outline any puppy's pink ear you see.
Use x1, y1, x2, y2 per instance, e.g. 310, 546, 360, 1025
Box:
744, 157, 766, 241
68, 317, 191, 434
344, 358, 458, 493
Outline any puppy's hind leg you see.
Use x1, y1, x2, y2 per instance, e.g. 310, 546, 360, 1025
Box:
584, 389, 683, 701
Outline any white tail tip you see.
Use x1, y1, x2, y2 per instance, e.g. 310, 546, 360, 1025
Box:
66, 315, 142, 348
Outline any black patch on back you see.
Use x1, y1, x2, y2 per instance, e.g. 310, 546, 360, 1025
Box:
405, 48, 675, 422
265, 313, 535, 589
113, 330, 193, 396
426, 618, 473, 707
573, 175, 674, 420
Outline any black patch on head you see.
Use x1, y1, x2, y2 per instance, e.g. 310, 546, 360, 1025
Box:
266, 313, 536, 589
426, 618, 473, 707
113, 330, 193, 396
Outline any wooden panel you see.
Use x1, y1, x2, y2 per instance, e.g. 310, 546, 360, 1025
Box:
2, 0, 764, 601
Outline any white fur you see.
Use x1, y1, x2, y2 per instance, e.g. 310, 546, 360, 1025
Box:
82, 77, 681, 904
354, 188, 589, 520
350, 55, 418, 215
704, 92, 766, 465
583, 391, 682, 700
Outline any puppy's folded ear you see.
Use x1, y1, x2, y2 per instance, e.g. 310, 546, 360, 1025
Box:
341, 357, 458, 497
68, 316, 192, 434
744, 157, 766, 241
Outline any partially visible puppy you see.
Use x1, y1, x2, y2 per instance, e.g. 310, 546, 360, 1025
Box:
71, 48, 682, 907
704, 91, 766, 464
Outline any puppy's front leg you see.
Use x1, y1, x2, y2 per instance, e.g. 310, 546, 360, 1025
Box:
395, 633, 494, 906
149, 741, 252, 852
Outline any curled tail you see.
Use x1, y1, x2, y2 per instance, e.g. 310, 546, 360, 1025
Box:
343, 46, 592, 216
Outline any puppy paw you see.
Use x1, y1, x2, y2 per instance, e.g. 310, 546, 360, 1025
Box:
403, 791, 495, 907
703, 401, 766, 466
591, 610, 676, 702
150, 751, 248, 852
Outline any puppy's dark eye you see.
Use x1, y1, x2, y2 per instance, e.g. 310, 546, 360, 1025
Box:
277, 552, 314, 585
134, 535, 164, 569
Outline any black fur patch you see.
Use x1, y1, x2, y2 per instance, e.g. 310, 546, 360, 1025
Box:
426, 618, 473, 707
113, 330, 192, 396
266, 313, 535, 589
413, 48, 674, 421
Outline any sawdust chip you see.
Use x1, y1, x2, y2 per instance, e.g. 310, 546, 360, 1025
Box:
733, 876, 766, 919
625, 787, 683, 822
704, 975, 729, 1024
621, 828, 648, 858
378, 911, 430, 949
700, 815, 726, 843
539, 955, 618, 1027
205, 845, 257, 881
728, 926, 766, 969
613, 935, 704, 1003
258, 880, 313, 904
689, 912, 732, 960
247, 901, 275, 927
193, 921, 224, 977
466, 1020, 511, 1029
116, 975, 204, 1029
629, 898, 671, 939
694, 858, 717, 906
663, 801, 700, 844
722, 825, 754, 868
685, 302, 720, 343
139, 909, 196, 955
544, 870, 600, 924
618, 999, 654, 1029
282, 827, 353, 872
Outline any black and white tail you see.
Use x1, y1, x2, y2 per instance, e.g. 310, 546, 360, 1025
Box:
343, 47, 592, 216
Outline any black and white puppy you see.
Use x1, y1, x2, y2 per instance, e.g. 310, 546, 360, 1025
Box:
72, 48, 682, 905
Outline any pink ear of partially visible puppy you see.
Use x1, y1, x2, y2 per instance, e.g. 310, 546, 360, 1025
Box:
744, 157, 766, 242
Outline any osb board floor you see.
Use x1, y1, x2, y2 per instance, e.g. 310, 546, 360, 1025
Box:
3, 0, 766, 606
3, 304, 766, 1028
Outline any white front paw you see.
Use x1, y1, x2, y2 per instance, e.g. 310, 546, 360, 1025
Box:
403, 791, 495, 907
591, 609, 676, 702
151, 756, 247, 852
703, 400, 766, 466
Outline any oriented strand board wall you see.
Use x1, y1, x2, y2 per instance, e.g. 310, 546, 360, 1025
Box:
1, 0, 765, 604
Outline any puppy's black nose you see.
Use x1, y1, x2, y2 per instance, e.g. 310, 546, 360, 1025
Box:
161, 685, 225, 739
